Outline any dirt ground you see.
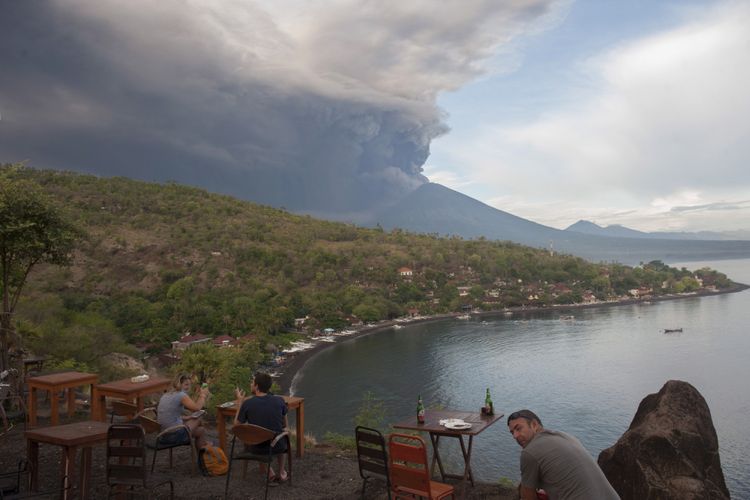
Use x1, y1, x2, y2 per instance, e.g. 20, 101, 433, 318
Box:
1, 418, 518, 499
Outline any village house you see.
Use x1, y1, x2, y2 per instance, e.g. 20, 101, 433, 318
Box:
581, 291, 597, 304
212, 335, 237, 348
171, 333, 210, 354
457, 286, 471, 297
398, 266, 413, 277
628, 287, 653, 299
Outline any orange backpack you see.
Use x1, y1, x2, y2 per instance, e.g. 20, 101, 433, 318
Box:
198, 445, 229, 476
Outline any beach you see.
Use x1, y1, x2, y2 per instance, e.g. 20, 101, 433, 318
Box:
275, 283, 749, 394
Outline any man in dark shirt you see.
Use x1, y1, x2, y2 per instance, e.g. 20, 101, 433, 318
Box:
507, 409, 619, 500
234, 371, 289, 482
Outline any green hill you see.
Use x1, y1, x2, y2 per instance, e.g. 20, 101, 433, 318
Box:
5, 166, 737, 376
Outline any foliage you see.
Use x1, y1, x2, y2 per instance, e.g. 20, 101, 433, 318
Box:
322, 431, 356, 451
172, 343, 262, 415
323, 391, 388, 450
353, 391, 387, 431
0, 164, 82, 370
3, 166, 739, 377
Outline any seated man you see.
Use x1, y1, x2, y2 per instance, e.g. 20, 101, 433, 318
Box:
507, 409, 619, 500
234, 371, 288, 482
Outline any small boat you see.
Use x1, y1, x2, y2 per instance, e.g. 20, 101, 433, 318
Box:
456, 314, 470, 320
664, 328, 683, 333
559, 315, 575, 320
392, 324, 403, 330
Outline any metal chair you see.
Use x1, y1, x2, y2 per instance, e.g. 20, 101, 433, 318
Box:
355, 426, 391, 499
0, 369, 27, 436
224, 424, 292, 500
388, 433, 454, 500
0, 460, 73, 499
110, 400, 138, 423
136, 415, 196, 474
106, 423, 174, 499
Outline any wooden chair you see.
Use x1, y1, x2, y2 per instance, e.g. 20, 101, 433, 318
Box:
355, 426, 391, 499
224, 424, 292, 500
388, 433, 454, 500
106, 424, 174, 499
110, 400, 138, 423
135, 415, 196, 474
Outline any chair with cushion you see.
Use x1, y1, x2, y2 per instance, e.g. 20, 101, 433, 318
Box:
224, 423, 292, 500
136, 415, 196, 474
388, 433, 454, 500
106, 423, 174, 499
355, 426, 391, 499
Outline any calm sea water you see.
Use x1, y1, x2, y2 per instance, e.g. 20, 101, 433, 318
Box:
292, 258, 750, 497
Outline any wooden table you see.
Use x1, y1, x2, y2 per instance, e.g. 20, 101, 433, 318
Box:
26, 372, 98, 427
25, 420, 110, 500
92, 376, 171, 421
393, 409, 504, 500
216, 395, 305, 458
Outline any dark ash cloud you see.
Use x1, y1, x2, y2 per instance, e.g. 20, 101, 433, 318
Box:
0, 0, 558, 219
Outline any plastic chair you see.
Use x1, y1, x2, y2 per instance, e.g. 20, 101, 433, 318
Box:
106, 423, 174, 499
224, 424, 292, 500
355, 426, 391, 499
388, 433, 454, 500
136, 415, 196, 474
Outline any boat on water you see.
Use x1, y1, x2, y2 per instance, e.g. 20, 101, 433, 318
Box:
664, 328, 683, 333
456, 314, 470, 320
392, 324, 404, 330
559, 315, 575, 320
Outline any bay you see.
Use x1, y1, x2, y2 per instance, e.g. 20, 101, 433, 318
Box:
292, 258, 750, 497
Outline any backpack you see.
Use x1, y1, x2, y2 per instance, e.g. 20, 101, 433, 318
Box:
198, 445, 229, 476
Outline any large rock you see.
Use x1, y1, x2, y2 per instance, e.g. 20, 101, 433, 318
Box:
598, 380, 729, 499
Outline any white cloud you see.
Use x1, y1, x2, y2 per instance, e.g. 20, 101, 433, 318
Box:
431, 1, 750, 232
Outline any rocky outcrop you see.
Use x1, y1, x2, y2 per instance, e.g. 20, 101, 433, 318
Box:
598, 380, 729, 499
103, 352, 145, 373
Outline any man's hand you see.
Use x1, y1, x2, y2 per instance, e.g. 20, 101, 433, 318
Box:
234, 387, 246, 401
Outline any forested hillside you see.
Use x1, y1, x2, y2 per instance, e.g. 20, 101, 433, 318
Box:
4, 166, 737, 378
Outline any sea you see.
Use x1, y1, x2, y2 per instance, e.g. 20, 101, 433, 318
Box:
292, 258, 750, 497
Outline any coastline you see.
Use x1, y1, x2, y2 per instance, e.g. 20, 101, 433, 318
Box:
276, 283, 749, 394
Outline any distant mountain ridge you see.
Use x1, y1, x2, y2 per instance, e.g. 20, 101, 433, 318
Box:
565, 220, 750, 241
369, 183, 750, 265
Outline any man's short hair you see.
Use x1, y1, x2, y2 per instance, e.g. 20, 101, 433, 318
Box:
253, 371, 273, 393
507, 409, 542, 427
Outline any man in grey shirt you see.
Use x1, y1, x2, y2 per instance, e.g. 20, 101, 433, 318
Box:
507, 410, 619, 500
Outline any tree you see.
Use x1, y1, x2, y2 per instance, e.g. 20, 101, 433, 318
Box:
0, 165, 82, 371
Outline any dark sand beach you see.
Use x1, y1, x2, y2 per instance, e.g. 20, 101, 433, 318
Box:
276, 283, 748, 394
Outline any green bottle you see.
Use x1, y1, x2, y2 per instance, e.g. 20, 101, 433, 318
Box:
484, 388, 494, 415
417, 394, 425, 423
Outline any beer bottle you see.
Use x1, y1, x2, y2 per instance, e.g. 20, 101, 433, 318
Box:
417, 394, 425, 424
484, 388, 494, 415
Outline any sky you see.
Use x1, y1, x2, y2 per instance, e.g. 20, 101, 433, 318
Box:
1, 0, 748, 233
425, 0, 750, 232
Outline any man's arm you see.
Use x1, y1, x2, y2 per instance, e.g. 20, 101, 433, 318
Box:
233, 388, 246, 425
